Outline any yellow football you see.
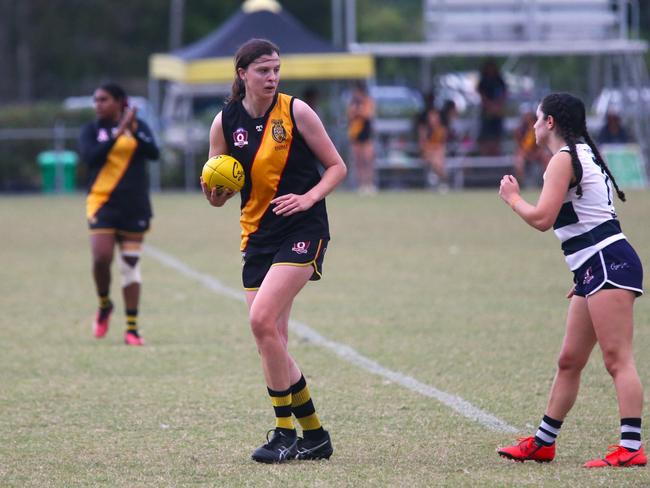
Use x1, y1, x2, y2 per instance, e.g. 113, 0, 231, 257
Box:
201, 155, 245, 192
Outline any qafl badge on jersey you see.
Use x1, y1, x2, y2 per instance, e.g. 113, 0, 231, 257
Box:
233, 127, 248, 148
271, 119, 287, 143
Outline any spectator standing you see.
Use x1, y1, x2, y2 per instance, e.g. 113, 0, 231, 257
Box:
477, 59, 507, 156
347, 82, 376, 195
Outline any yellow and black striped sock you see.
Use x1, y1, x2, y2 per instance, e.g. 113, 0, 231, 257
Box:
291, 375, 325, 440
98, 294, 111, 310
126, 308, 139, 337
268, 387, 295, 433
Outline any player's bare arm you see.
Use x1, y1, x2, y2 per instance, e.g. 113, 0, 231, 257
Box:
499, 151, 573, 231
272, 99, 347, 217
202, 111, 236, 207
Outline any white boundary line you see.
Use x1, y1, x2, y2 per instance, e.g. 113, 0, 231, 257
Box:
145, 244, 518, 434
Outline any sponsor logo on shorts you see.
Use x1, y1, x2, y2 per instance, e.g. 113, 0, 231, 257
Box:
583, 267, 594, 285
292, 241, 310, 254
610, 262, 630, 271
233, 128, 248, 148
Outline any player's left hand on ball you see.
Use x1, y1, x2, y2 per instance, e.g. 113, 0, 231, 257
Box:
271, 193, 315, 216
498, 174, 520, 203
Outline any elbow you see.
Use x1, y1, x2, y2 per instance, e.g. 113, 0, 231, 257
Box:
340, 161, 348, 178
531, 218, 553, 232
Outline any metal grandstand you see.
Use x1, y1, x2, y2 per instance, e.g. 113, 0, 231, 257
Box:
346, 0, 650, 171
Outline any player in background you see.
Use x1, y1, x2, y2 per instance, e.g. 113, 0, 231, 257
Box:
200, 38, 347, 463
497, 92, 645, 468
79, 83, 159, 346
347, 81, 377, 195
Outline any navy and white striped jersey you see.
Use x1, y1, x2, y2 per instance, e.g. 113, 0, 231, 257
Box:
551, 143, 625, 270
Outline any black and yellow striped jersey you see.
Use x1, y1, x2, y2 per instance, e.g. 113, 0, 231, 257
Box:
79, 119, 159, 219
222, 93, 329, 251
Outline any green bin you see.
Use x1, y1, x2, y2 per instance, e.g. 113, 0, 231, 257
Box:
37, 150, 78, 193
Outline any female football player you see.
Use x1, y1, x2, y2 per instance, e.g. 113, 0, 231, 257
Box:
79, 82, 159, 346
497, 92, 645, 468
201, 38, 347, 463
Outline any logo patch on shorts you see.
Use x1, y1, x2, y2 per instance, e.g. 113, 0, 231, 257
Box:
583, 267, 595, 285
292, 241, 310, 254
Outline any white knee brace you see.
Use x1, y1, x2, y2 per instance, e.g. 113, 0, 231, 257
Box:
119, 250, 142, 287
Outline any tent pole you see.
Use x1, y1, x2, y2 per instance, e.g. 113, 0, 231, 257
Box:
345, 0, 356, 48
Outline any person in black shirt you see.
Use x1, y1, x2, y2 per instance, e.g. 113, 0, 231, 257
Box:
477, 60, 507, 156
78, 83, 159, 346
200, 38, 347, 464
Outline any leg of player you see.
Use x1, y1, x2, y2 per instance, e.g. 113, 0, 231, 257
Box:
275, 299, 333, 460
118, 235, 144, 346
90, 232, 115, 338
498, 295, 597, 462
583, 289, 646, 468
246, 264, 312, 463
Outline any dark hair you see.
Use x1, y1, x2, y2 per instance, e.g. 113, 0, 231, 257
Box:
98, 82, 128, 111
229, 38, 280, 102
540, 92, 626, 202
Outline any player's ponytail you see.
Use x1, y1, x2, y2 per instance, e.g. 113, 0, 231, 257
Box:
228, 38, 280, 103
582, 128, 626, 202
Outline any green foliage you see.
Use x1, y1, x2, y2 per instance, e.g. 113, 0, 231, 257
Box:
357, 0, 422, 42
0, 103, 92, 191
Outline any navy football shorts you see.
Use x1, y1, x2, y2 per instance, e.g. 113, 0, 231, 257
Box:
573, 239, 643, 297
242, 236, 328, 290
88, 202, 151, 236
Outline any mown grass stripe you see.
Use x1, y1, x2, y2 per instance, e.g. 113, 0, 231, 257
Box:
144, 243, 518, 434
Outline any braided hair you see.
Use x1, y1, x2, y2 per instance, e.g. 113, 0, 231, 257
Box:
540, 92, 626, 202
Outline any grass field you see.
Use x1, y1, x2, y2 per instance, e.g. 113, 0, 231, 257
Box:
1, 189, 649, 487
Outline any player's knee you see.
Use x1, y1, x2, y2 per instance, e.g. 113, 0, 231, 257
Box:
601, 348, 628, 377
557, 350, 588, 373
249, 310, 277, 342
93, 252, 112, 269
119, 248, 142, 287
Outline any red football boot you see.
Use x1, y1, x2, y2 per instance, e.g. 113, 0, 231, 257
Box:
583, 445, 647, 468
497, 437, 555, 463
124, 330, 145, 346
93, 303, 113, 338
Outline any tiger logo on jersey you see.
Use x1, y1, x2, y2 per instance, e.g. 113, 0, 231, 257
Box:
271, 119, 287, 143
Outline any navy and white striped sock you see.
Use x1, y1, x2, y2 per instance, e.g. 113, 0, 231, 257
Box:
534, 415, 563, 447
620, 418, 642, 451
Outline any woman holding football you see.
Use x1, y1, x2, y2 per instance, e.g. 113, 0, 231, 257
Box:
201, 38, 347, 463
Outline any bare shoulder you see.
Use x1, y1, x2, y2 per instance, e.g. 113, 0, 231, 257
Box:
210, 111, 223, 131
544, 150, 574, 184
292, 98, 314, 118
292, 98, 322, 130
